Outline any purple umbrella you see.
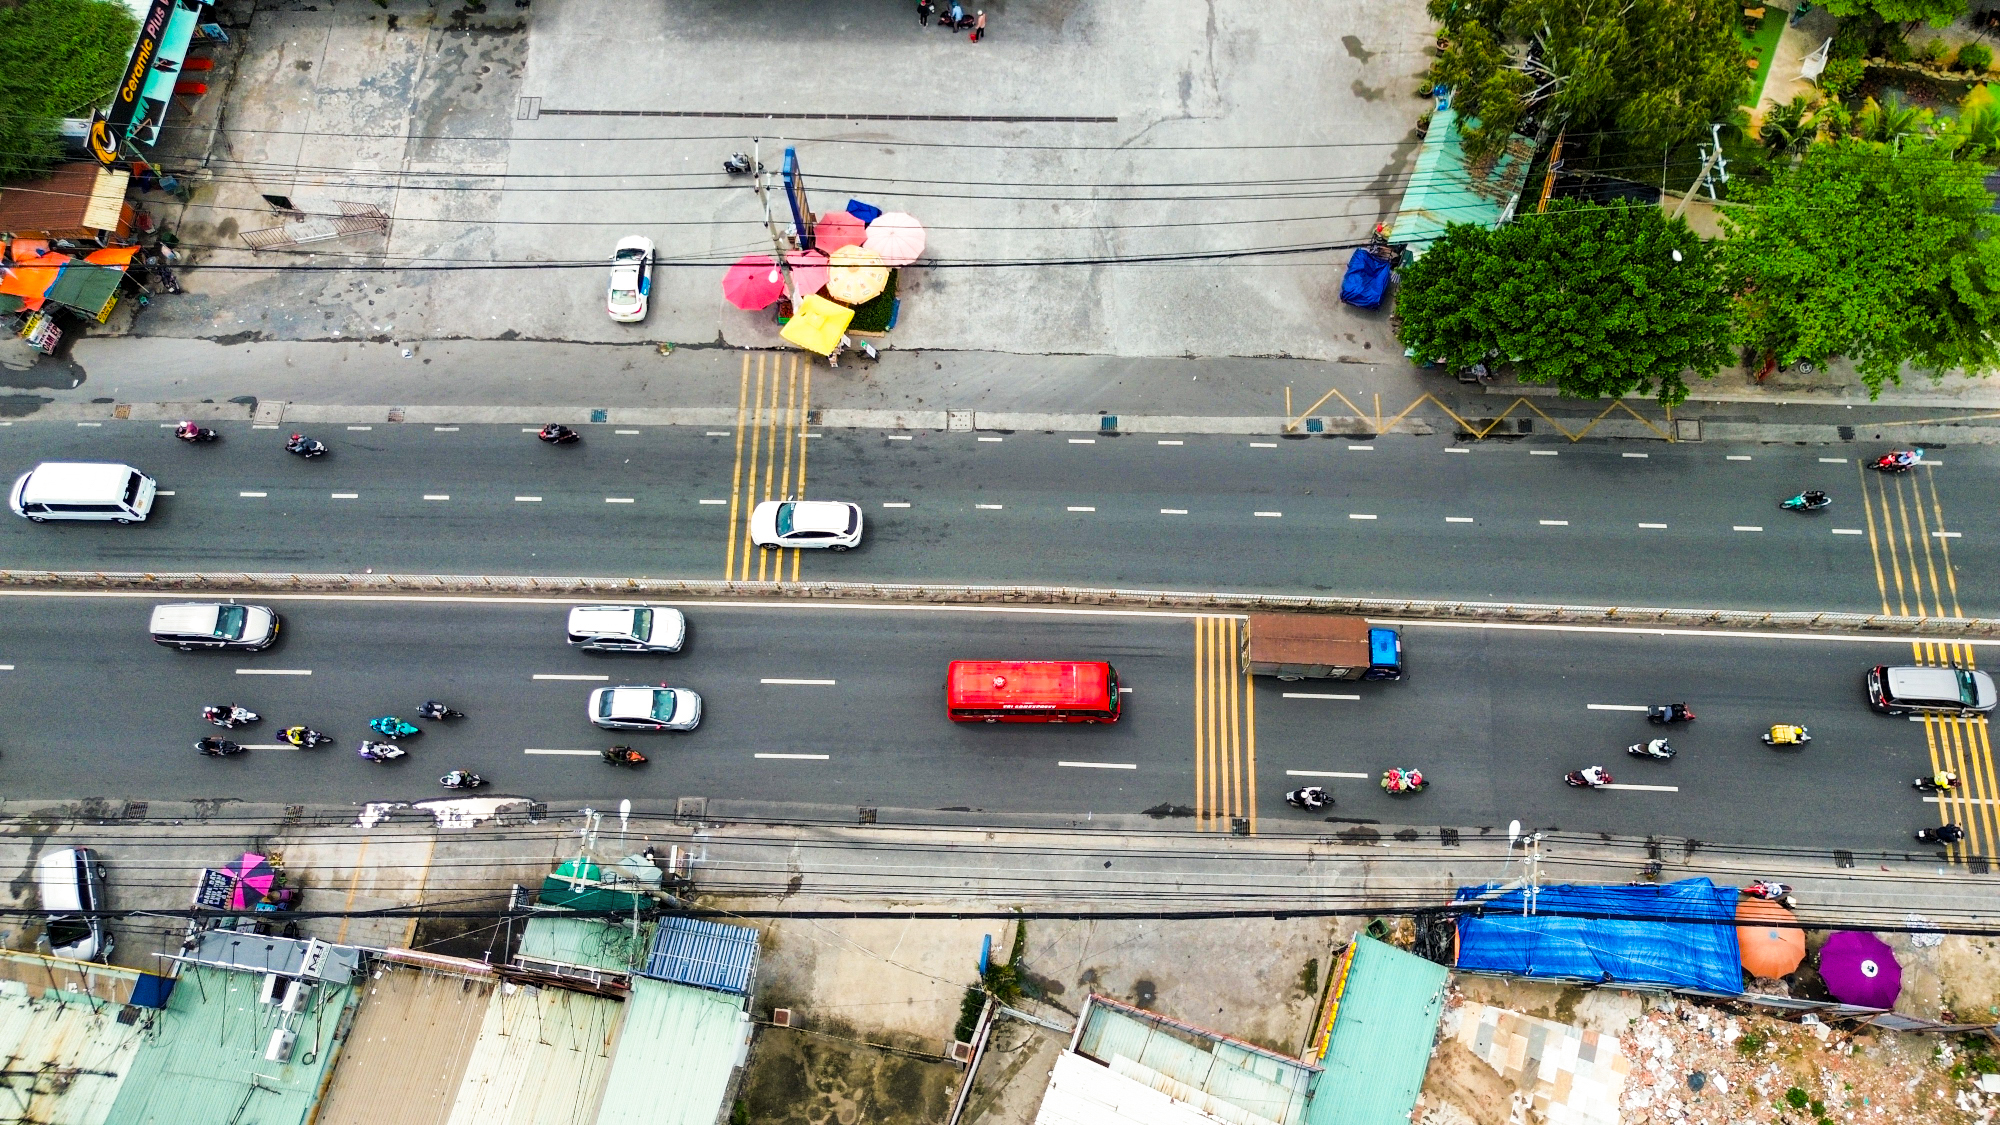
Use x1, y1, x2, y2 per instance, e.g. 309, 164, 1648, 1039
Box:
1819, 931, 1901, 1008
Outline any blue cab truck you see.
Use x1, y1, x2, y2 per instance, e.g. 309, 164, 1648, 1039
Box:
1243, 614, 1403, 681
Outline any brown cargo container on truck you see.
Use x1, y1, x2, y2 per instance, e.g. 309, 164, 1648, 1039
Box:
1242, 614, 1404, 681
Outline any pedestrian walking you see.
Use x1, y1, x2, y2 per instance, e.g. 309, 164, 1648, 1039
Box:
947, 0, 965, 29
918, 0, 932, 26
973, 10, 986, 40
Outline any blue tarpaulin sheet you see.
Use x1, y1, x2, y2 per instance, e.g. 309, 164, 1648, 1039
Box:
1339, 248, 1392, 308
1454, 878, 1742, 992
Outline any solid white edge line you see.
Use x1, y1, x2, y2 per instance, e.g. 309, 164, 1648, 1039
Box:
236, 668, 311, 675
524, 748, 601, 756
532, 674, 609, 681
1283, 693, 1360, 700
1286, 770, 1369, 778
762, 678, 837, 685
756, 753, 832, 760
1599, 783, 1680, 792
1587, 704, 1648, 711
1058, 761, 1138, 769
1391, 618, 2000, 645
1924, 796, 2000, 805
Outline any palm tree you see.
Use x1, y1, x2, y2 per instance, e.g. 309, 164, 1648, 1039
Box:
1851, 94, 1932, 147
1759, 95, 1817, 154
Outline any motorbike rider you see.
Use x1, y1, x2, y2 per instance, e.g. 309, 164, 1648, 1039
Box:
1580, 765, 1613, 786
440, 769, 481, 788
1382, 767, 1424, 792
195, 736, 237, 755
539, 423, 577, 443
1290, 785, 1332, 809
175, 420, 206, 440
1919, 823, 1967, 844
418, 700, 456, 720
1803, 489, 1829, 506
1928, 770, 1961, 790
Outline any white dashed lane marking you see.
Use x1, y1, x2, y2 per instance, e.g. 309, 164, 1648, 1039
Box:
1283, 693, 1360, 700
1255, 511, 1283, 518
1059, 761, 1138, 770
762, 678, 837, 686
532, 674, 607, 681
1734, 525, 1764, 532
516, 496, 542, 502
1540, 520, 1568, 526
331, 493, 358, 500
1833, 528, 1863, 535
883, 502, 911, 508
1446, 517, 1474, 523
1349, 514, 1377, 520
1286, 770, 1368, 779
1161, 508, 1188, 515
1067, 506, 1096, 512
757, 753, 832, 760
977, 503, 1004, 510
239, 491, 266, 498
424, 494, 450, 501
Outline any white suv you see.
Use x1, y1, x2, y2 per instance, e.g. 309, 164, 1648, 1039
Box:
566, 606, 687, 652
750, 500, 863, 551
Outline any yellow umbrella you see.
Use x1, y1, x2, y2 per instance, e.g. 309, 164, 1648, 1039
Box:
779, 293, 855, 356
826, 244, 889, 304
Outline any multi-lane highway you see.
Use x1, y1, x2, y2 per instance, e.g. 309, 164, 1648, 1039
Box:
0, 419, 1988, 612
0, 594, 1981, 853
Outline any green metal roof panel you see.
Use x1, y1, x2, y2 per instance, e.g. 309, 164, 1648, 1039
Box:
594, 979, 747, 1125
1077, 999, 1315, 1125
1304, 937, 1449, 1125
519, 917, 653, 973
104, 966, 355, 1125
44, 264, 122, 318
1389, 107, 1538, 250
0, 980, 149, 1124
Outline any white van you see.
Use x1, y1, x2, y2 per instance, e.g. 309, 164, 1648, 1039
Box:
37, 847, 111, 962
9, 462, 157, 523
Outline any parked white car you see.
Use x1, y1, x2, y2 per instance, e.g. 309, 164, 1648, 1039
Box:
606, 236, 654, 322
749, 500, 863, 552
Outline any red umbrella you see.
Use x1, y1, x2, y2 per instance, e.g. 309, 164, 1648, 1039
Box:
786, 249, 830, 297
814, 211, 866, 252
722, 254, 785, 310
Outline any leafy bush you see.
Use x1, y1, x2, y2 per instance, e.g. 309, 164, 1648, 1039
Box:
1735, 1030, 1767, 1055
952, 987, 985, 1042
1883, 32, 1914, 62
1832, 19, 1872, 58
0, 0, 141, 181
1957, 42, 1993, 72
1785, 1087, 1811, 1110
845, 269, 899, 333
1819, 57, 1867, 97
1921, 37, 1950, 64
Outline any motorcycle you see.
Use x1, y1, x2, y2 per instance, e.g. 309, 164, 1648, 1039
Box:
537, 424, 580, 445
417, 700, 466, 721
175, 422, 219, 444
1646, 703, 1695, 725
1917, 825, 1967, 844
1743, 880, 1796, 908
195, 737, 244, 757
1762, 724, 1811, 746
202, 704, 259, 729
357, 741, 406, 763
281, 725, 332, 749
285, 433, 328, 458
722, 152, 761, 176
369, 717, 421, 740
1780, 491, 1832, 513
1626, 738, 1675, 760
1564, 767, 1614, 788
1284, 786, 1333, 811
1871, 448, 1924, 473
1914, 771, 1961, 793
603, 746, 648, 767
1380, 767, 1428, 794
439, 770, 486, 790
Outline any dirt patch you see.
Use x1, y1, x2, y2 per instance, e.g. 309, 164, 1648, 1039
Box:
740, 1026, 958, 1125
1417, 1035, 1526, 1125
961, 1018, 1066, 1125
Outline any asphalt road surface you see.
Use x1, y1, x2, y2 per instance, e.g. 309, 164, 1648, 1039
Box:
0, 594, 1981, 854
0, 422, 1987, 613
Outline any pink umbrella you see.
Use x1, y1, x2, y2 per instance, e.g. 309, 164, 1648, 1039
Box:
814, 211, 866, 252
221, 852, 278, 910
863, 211, 926, 266
786, 249, 830, 296
722, 254, 785, 310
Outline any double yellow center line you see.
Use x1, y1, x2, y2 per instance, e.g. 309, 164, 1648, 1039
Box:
1858, 461, 1992, 865
1192, 616, 1258, 833
723, 351, 813, 582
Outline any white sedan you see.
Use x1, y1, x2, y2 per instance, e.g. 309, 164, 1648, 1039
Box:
588, 685, 702, 731
606, 236, 654, 322
749, 500, 863, 551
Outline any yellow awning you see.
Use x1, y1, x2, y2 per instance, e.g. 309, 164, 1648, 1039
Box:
778, 293, 855, 356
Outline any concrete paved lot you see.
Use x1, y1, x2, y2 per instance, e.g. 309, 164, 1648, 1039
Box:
0, 421, 1988, 613
156, 0, 1430, 357
0, 596, 1975, 853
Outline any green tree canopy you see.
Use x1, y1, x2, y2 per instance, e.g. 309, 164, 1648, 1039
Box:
1820, 0, 1966, 29
1723, 137, 2000, 395
0, 0, 139, 182
1429, 0, 1753, 159
1394, 202, 1733, 406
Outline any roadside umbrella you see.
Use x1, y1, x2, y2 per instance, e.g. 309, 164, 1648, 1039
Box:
1819, 931, 1902, 1008
826, 245, 889, 304
786, 249, 830, 297
814, 211, 867, 252
221, 852, 278, 910
863, 211, 926, 266
1736, 897, 1806, 978
779, 293, 856, 356
722, 254, 785, 310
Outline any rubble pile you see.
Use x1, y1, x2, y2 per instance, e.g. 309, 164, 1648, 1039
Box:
1619, 999, 1987, 1125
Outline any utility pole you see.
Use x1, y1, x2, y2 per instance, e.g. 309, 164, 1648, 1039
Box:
1672, 131, 1724, 221
748, 138, 797, 304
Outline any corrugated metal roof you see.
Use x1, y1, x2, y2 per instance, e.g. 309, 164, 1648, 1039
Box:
1076, 1000, 1313, 1125
1388, 107, 1538, 251
104, 965, 355, 1125
445, 981, 622, 1125
642, 918, 759, 994
519, 918, 651, 974
1304, 937, 1448, 1125
593, 979, 747, 1125
0, 979, 150, 1125
315, 965, 495, 1125
1034, 1050, 1242, 1125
